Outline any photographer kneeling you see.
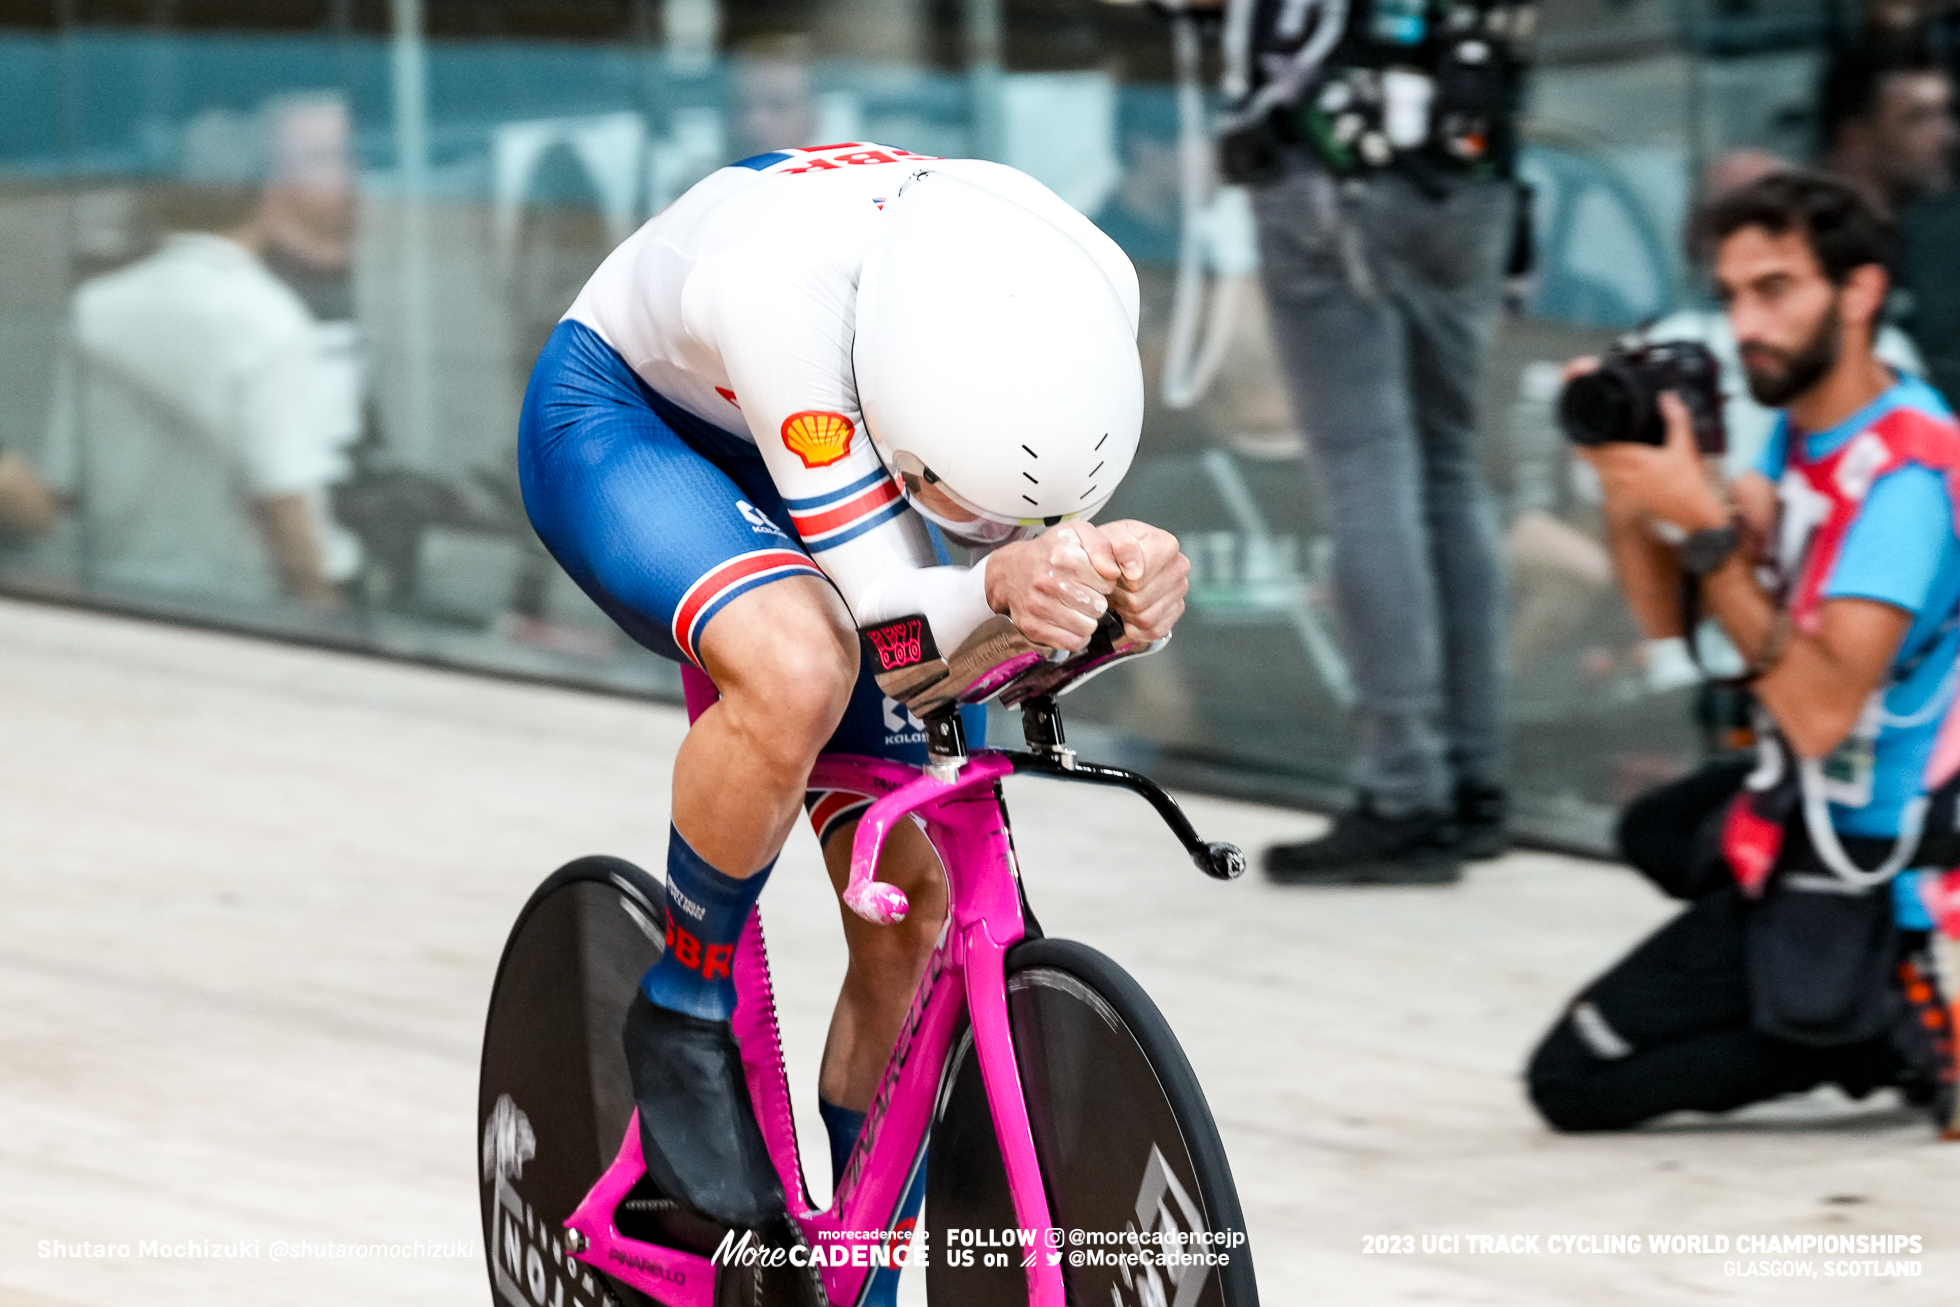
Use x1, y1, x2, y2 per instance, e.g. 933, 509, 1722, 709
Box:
1527, 171, 1959, 1136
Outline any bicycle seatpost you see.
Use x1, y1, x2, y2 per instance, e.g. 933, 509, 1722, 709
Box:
922, 706, 967, 783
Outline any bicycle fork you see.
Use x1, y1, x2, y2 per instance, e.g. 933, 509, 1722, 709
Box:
963, 918, 1070, 1307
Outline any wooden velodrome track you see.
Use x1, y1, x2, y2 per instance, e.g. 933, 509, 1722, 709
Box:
0, 597, 1951, 1306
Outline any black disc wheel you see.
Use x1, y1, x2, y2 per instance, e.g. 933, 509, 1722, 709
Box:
478, 855, 667, 1307
926, 938, 1257, 1306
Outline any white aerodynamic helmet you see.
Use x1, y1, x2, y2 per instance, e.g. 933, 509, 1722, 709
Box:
853, 169, 1144, 545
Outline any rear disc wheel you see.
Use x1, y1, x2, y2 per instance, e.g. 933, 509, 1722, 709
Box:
478, 855, 667, 1307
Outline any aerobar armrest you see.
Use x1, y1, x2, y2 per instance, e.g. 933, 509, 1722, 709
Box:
860, 610, 1168, 720
860, 613, 1059, 718
997, 611, 1167, 707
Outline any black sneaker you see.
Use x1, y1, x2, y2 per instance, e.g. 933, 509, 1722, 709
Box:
1894, 948, 1958, 1139
621, 992, 786, 1229
1262, 799, 1462, 885
1454, 778, 1510, 861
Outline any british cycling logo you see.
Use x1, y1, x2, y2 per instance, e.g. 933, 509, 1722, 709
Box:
667, 880, 708, 922
735, 500, 789, 539
485, 1094, 611, 1307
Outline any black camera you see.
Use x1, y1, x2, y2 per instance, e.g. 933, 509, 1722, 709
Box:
1558, 340, 1727, 456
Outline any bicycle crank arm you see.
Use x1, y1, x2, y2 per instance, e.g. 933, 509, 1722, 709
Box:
1001, 750, 1246, 880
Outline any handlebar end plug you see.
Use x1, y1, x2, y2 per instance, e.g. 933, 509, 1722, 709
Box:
1196, 842, 1246, 881
845, 881, 911, 924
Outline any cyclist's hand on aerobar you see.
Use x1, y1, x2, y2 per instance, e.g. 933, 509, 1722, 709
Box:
985, 523, 1119, 652
1095, 520, 1187, 646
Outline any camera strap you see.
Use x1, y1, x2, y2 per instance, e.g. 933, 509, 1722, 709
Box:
1708, 400, 1960, 895
1679, 405, 1960, 685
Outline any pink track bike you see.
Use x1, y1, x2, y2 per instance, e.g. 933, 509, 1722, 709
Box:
478, 614, 1257, 1307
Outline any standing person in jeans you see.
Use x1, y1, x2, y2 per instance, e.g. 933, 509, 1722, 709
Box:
1215, 0, 1532, 883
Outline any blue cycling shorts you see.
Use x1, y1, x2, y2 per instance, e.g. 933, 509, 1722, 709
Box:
519, 320, 980, 839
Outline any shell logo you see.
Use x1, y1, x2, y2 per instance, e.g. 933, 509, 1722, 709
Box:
781, 410, 856, 469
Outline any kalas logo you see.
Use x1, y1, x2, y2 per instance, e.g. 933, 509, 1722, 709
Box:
781, 411, 855, 468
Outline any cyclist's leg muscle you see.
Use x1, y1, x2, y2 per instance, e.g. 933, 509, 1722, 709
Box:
522, 322, 858, 1232
799, 678, 982, 1106
685, 578, 857, 876
815, 817, 949, 1109
521, 318, 850, 878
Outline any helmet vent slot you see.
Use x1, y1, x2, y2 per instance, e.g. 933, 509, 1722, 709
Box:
1022, 472, 1039, 485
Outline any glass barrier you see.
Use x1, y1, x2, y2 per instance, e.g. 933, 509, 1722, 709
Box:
0, 0, 1883, 853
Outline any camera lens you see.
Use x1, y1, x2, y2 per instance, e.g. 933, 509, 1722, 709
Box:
1559, 371, 1637, 447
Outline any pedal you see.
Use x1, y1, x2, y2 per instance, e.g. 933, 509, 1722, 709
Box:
600, 1175, 828, 1306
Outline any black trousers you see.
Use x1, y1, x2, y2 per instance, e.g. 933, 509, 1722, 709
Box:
1527, 763, 1909, 1132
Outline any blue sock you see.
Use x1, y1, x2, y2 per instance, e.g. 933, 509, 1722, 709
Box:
638, 825, 771, 1021
819, 1097, 922, 1307
818, 1098, 866, 1188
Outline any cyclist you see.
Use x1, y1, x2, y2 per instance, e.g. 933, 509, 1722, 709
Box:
517, 143, 1189, 1267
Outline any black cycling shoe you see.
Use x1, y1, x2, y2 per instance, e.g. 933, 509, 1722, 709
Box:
1454, 778, 1510, 861
1263, 798, 1462, 886
622, 991, 786, 1229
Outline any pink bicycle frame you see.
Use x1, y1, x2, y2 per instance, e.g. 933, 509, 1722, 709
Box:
562, 683, 1066, 1306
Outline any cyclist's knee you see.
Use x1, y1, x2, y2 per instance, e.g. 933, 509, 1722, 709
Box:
701, 578, 857, 758
749, 636, 856, 763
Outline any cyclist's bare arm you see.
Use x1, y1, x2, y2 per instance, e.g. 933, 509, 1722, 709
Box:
252, 492, 344, 611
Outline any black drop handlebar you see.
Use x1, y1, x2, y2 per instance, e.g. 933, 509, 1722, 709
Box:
992, 693, 1246, 882
1002, 748, 1248, 881
875, 602, 1248, 882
